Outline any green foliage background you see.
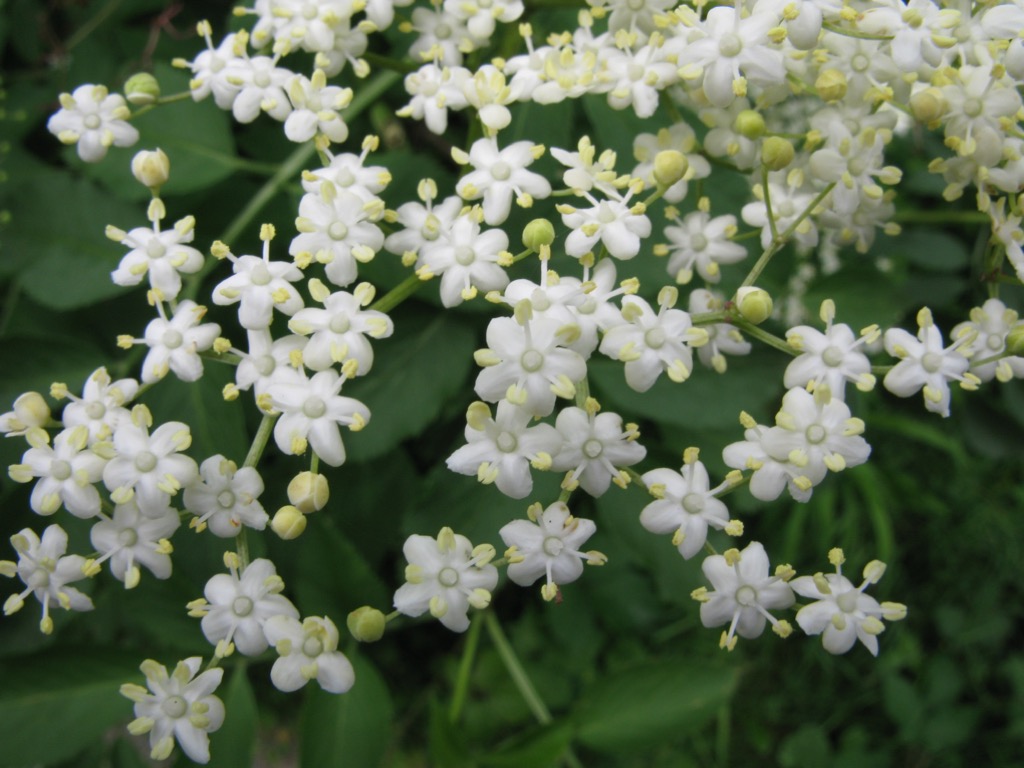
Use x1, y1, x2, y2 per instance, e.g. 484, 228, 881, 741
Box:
1, 1, 1023, 766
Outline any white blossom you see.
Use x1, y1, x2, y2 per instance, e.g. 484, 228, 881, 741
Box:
182, 456, 268, 537
47, 84, 139, 162
264, 615, 355, 693
551, 402, 646, 497
89, 501, 179, 587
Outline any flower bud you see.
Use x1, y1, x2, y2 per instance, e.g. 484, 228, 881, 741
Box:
8, 392, 50, 430
131, 149, 170, 191
1005, 324, 1024, 355
734, 109, 766, 140
287, 471, 329, 513
124, 72, 161, 105
522, 218, 555, 250
736, 287, 774, 325
761, 137, 794, 170
814, 69, 847, 103
652, 150, 689, 188
909, 87, 946, 124
271, 506, 307, 540
346, 606, 386, 642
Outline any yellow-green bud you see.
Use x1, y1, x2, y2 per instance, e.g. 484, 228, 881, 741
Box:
124, 72, 161, 106
346, 606, 386, 642
736, 286, 774, 325
131, 149, 170, 191
734, 109, 766, 140
761, 137, 794, 170
9, 392, 50, 429
909, 87, 947, 124
815, 69, 848, 103
287, 471, 329, 513
652, 150, 689, 188
1005, 324, 1024, 355
522, 218, 556, 250
271, 506, 307, 540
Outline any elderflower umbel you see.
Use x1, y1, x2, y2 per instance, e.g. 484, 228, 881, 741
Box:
500, 501, 605, 600
47, 84, 139, 162
692, 542, 795, 651
263, 615, 355, 693
121, 658, 224, 763
393, 527, 498, 633
790, 548, 907, 656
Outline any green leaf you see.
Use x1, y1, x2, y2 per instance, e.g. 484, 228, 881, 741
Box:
111, 737, 150, 768
207, 665, 258, 768
0, 648, 140, 767
343, 310, 476, 462
300, 654, 394, 768
778, 725, 833, 768
5, 170, 142, 310
480, 720, 574, 768
572, 657, 739, 753
427, 697, 473, 768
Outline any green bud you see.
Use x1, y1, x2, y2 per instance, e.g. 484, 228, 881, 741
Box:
124, 72, 161, 106
736, 287, 774, 325
271, 506, 307, 540
734, 109, 766, 140
1006, 324, 1024, 355
346, 606, 386, 642
287, 471, 329, 513
814, 69, 847, 103
909, 87, 946, 124
652, 150, 688, 188
522, 218, 556, 250
761, 137, 794, 171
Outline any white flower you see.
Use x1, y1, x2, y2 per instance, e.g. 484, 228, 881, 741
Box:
598, 291, 702, 392
182, 455, 268, 537
791, 549, 906, 656
632, 123, 711, 204
182, 28, 246, 109
446, 400, 562, 499
384, 188, 464, 262
58, 367, 138, 444
599, 37, 679, 118
232, 330, 307, 398
264, 615, 355, 693
89, 501, 179, 588
693, 542, 795, 650
109, 217, 204, 300
396, 63, 471, 135
688, 289, 751, 373
723, 412, 816, 503
660, 211, 746, 284
640, 452, 732, 559
284, 70, 353, 144
120, 658, 224, 763
301, 140, 392, 200
0, 392, 51, 437
561, 188, 652, 261
462, 64, 518, 134
741, 174, 820, 251
230, 55, 293, 124
47, 84, 139, 162
883, 307, 976, 418
408, 7, 475, 66
784, 300, 876, 398
267, 367, 370, 466
551, 402, 646, 497
550, 136, 625, 197
102, 406, 198, 515
288, 282, 393, 372
192, 557, 298, 657
1, 524, 93, 634
500, 502, 604, 599
417, 211, 511, 307
9, 426, 106, 518
213, 230, 304, 330
444, 0, 523, 40
393, 527, 498, 632
129, 300, 221, 384
454, 138, 551, 226
952, 298, 1024, 383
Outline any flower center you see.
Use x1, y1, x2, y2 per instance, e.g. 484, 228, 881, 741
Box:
718, 33, 743, 58
256, 355, 276, 376
303, 396, 327, 419
496, 431, 518, 453
583, 438, 604, 459
542, 536, 565, 557
735, 584, 758, 606
233, 596, 254, 617
778, 200, 796, 218
161, 695, 188, 719
822, 345, 844, 367
628, 0, 645, 9
986, 335, 1003, 351
135, 450, 158, 473
421, 80, 439, 97
682, 492, 705, 514
851, 54, 869, 72
302, 636, 324, 657
491, 161, 512, 181
690, 233, 708, 251
28, 570, 50, 589
162, 330, 183, 349
250, 263, 272, 286
302, 2, 318, 19
51, 460, 72, 481
597, 202, 618, 224
805, 424, 827, 444
254, 70, 271, 88
218, 490, 236, 508
435, 23, 452, 40
479, 0, 492, 7
118, 528, 138, 547
146, 239, 166, 259
520, 349, 544, 372
328, 222, 349, 241
963, 97, 983, 118
454, 246, 476, 266
438, 567, 459, 587
836, 590, 859, 613
921, 351, 943, 373
83, 114, 102, 130
530, 289, 550, 311
329, 315, 351, 333
644, 327, 666, 349
627, 62, 645, 82
86, 401, 107, 419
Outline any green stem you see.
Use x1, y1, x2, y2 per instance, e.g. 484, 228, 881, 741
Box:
65, 0, 123, 50
235, 413, 278, 570
484, 611, 551, 724
370, 272, 423, 313
821, 21, 893, 41
690, 310, 731, 327
892, 209, 989, 224
449, 611, 485, 724
761, 166, 779, 244
730, 318, 796, 356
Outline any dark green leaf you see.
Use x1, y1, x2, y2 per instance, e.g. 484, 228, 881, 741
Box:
480, 720, 574, 768
207, 664, 258, 768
